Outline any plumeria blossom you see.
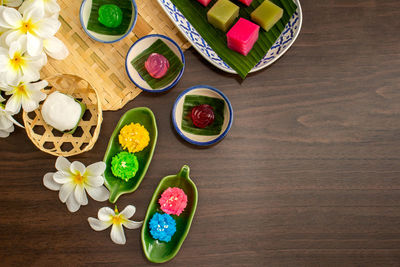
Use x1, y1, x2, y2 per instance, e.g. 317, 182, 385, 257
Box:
0, 0, 23, 8
0, 79, 47, 113
0, 5, 60, 56
0, 37, 46, 85
43, 157, 110, 213
88, 205, 143, 245
43, 36, 68, 60
19, 0, 60, 18
0, 94, 23, 137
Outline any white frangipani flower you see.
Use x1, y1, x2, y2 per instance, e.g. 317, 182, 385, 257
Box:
0, 79, 47, 113
19, 0, 60, 17
1, 0, 23, 8
0, 37, 46, 85
88, 205, 143, 245
0, 5, 60, 56
43, 36, 68, 60
0, 94, 23, 138
43, 157, 110, 213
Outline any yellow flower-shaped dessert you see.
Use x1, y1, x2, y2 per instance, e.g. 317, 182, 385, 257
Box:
119, 123, 150, 153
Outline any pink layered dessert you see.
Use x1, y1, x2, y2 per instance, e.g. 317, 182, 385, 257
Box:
197, 0, 212, 6
238, 0, 252, 6
226, 18, 260, 56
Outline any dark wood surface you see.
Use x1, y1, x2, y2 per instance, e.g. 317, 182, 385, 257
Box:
1, 0, 400, 266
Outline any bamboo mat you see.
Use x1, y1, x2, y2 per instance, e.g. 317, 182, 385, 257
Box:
41, 0, 190, 111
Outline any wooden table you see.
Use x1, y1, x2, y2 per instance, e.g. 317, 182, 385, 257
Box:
1, 0, 400, 265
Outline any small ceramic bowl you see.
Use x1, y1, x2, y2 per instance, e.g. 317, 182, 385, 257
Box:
172, 85, 233, 146
125, 34, 185, 93
80, 0, 137, 43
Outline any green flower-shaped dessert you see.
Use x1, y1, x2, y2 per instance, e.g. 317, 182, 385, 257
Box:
111, 152, 139, 182
98, 4, 123, 28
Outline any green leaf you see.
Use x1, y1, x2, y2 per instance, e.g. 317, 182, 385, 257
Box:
103, 107, 158, 203
141, 165, 198, 263
87, 0, 132, 36
181, 95, 225, 136
169, 0, 297, 78
131, 39, 184, 89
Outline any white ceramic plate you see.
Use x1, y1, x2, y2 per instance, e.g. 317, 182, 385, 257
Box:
80, 0, 137, 43
125, 34, 185, 93
172, 85, 233, 146
157, 0, 302, 74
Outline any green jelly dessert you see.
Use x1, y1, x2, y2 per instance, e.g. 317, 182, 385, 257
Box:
181, 95, 225, 136
251, 0, 283, 31
111, 151, 139, 182
87, 0, 132, 36
98, 4, 123, 28
131, 39, 183, 89
207, 0, 239, 32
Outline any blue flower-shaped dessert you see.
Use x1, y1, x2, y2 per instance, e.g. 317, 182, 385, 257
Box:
149, 212, 176, 242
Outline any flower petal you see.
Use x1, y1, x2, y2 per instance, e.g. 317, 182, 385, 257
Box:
6, 67, 22, 87
122, 219, 143, 230
86, 185, 109, 202
43, 36, 69, 60
30, 79, 48, 90
110, 223, 126, 245
46, 0, 60, 14
98, 207, 114, 221
88, 217, 112, 231
86, 161, 106, 177
21, 97, 39, 112
0, 6, 21, 28
5, 94, 22, 114
53, 171, 71, 184
0, 128, 11, 137
59, 182, 75, 203
26, 32, 42, 56
85, 175, 104, 187
120, 205, 136, 219
4, 30, 23, 46
74, 184, 88, 205
0, 114, 13, 130
43, 172, 61, 191
4, 0, 23, 8
70, 161, 86, 175
34, 18, 60, 39
66, 193, 80, 212
55, 156, 70, 172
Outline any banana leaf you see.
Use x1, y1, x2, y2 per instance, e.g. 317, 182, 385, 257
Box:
181, 95, 225, 136
169, 0, 297, 78
87, 0, 132, 36
131, 39, 184, 89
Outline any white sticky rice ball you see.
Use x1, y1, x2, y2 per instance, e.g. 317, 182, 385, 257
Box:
41, 91, 82, 132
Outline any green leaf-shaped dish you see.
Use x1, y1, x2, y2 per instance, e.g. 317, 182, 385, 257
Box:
141, 165, 198, 263
103, 107, 158, 203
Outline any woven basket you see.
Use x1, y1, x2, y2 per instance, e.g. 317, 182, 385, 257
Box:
40, 0, 190, 111
23, 74, 103, 157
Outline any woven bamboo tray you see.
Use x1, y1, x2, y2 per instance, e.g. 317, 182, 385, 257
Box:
41, 0, 190, 111
23, 74, 102, 157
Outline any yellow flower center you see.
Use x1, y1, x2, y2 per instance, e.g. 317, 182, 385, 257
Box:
112, 214, 123, 225
10, 52, 26, 71
73, 173, 86, 185
13, 84, 28, 98
19, 19, 36, 34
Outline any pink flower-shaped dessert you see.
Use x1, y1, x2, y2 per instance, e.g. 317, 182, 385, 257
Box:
145, 53, 169, 79
158, 187, 188, 216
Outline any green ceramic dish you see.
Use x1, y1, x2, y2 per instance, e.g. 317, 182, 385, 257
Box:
103, 107, 158, 203
141, 165, 198, 263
